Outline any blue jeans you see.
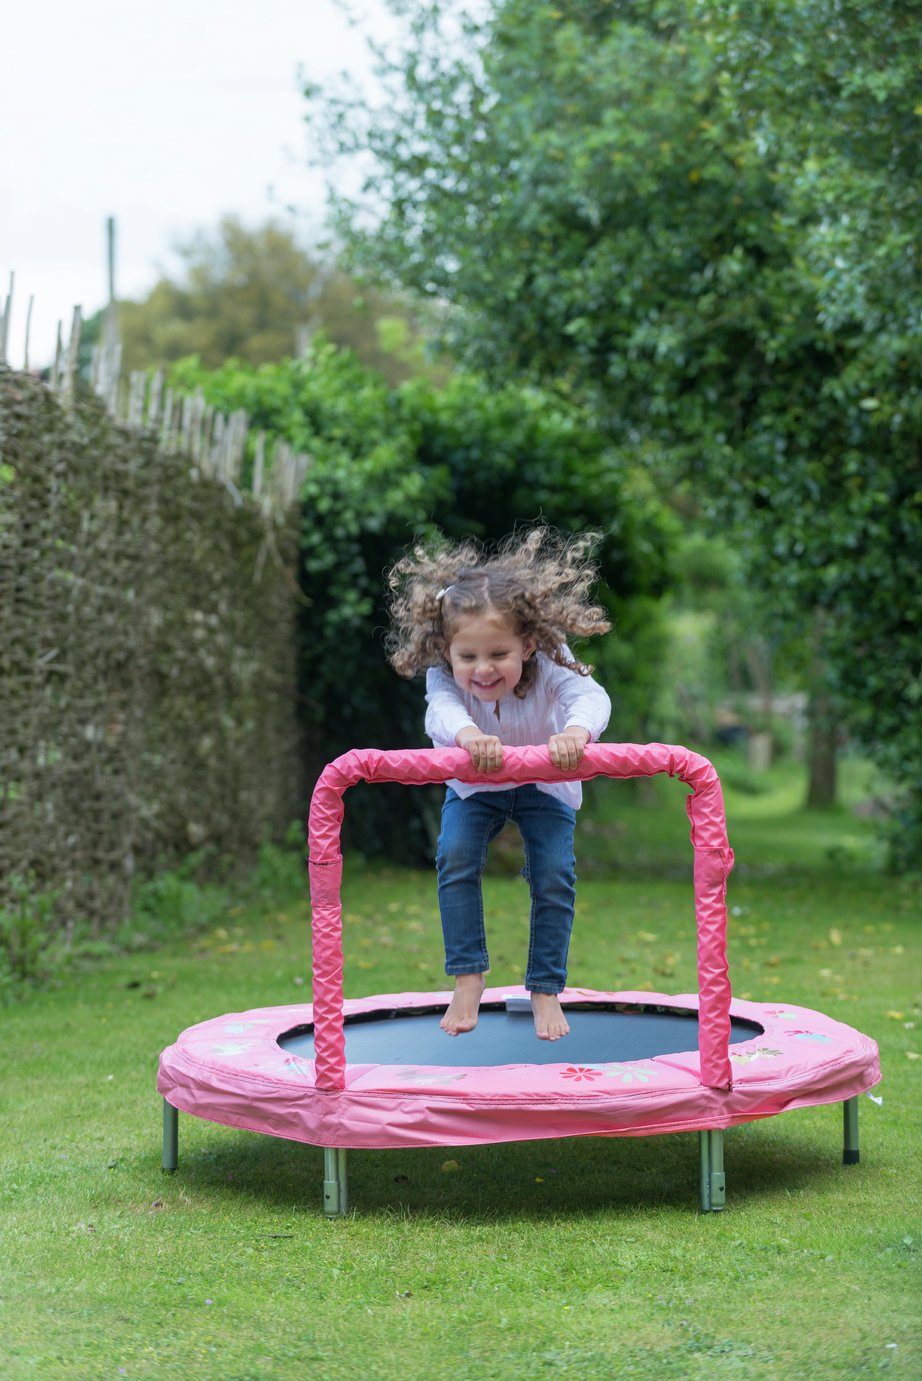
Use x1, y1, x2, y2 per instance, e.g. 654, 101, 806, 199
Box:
435, 785, 577, 995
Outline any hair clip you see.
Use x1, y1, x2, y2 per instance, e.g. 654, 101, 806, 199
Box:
436, 585, 454, 601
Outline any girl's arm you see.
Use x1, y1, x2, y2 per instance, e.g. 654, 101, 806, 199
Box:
424, 665, 478, 747
544, 653, 612, 768
426, 667, 504, 770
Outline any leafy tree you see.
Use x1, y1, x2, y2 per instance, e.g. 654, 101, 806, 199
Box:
83, 216, 435, 385
306, 0, 922, 863
173, 342, 677, 860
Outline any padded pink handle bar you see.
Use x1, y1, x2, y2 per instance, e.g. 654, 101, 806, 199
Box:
308, 743, 734, 1091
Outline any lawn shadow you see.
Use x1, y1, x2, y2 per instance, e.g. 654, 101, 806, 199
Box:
154, 1109, 860, 1222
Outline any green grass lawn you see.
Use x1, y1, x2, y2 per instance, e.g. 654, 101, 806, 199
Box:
3, 758, 921, 1379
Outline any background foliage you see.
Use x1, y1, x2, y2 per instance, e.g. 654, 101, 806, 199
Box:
80, 216, 438, 387
306, 0, 922, 866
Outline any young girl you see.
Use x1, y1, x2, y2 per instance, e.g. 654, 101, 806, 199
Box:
385, 528, 611, 1042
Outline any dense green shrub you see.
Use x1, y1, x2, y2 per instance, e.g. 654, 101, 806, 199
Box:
174, 345, 678, 860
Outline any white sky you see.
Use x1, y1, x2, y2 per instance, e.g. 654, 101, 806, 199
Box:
1, 0, 399, 365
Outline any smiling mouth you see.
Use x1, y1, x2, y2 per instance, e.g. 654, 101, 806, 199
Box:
473, 678, 502, 690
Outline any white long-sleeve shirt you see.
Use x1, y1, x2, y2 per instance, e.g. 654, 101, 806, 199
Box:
424, 651, 611, 809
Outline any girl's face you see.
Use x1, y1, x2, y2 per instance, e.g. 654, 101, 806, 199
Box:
446, 611, 535, 703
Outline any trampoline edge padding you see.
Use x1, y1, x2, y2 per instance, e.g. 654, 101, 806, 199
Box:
156, 987, 881, 1151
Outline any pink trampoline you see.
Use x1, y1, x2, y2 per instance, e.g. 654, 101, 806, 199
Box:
158, 743, 881, 1214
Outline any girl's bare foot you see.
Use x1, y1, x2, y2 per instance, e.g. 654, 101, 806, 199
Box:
531, 992, 570, 1041
441, 974, 485, 1035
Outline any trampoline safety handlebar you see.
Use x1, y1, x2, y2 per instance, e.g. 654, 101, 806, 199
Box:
307, 742, 735, 1093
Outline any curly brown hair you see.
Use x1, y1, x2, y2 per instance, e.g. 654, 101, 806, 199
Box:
384, 526, 611, 697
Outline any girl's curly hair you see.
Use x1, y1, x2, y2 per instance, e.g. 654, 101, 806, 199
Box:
384, 526, 611, 697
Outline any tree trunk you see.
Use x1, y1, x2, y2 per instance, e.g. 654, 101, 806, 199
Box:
806, 610, 839, 809
806, 699, 838, 807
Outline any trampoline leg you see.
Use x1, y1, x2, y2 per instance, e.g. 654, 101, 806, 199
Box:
843, 1096, 860, 1165
162, 1099, 178, 1173
699, 1130, 726, 1212
323, 1147, 348, 1216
